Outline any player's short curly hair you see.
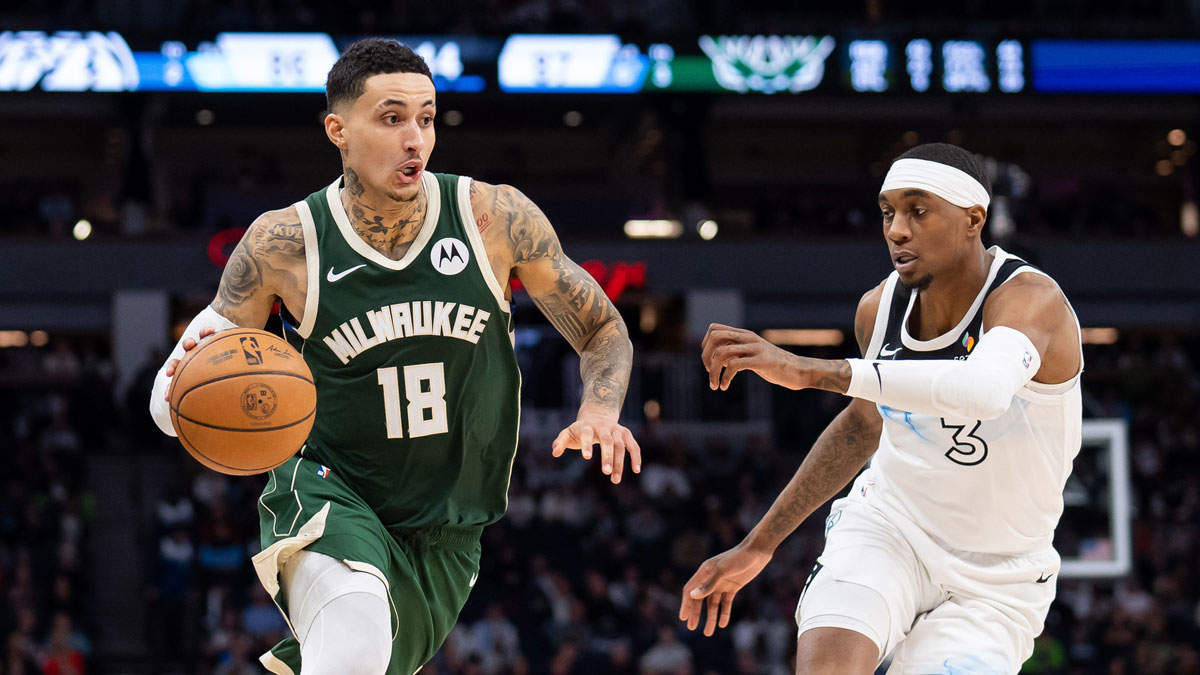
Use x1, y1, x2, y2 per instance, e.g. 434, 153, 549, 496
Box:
895, 142, 993, 200
326, 38, 433, 111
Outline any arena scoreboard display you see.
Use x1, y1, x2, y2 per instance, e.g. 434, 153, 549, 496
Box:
1, 29, 1198, 95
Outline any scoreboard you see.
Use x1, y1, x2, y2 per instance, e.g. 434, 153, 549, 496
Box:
1, 29, 1198, 95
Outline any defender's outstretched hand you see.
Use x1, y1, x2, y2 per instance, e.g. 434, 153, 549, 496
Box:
552, 409, 641, 484
680, 544, 773, 636
701, 323, 801, 391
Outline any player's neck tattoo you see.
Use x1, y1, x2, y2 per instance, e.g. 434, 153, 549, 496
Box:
341, 166, 426, 261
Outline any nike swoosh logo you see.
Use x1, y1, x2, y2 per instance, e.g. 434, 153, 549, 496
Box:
879, 344, 900, 357
1036, 573, 1054, 584
468, 571, 479, 588
326, 264, 367, 282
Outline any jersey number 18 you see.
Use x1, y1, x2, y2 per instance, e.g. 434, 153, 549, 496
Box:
376, 364, 448, 439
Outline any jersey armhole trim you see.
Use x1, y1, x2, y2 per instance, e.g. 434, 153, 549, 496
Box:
295, 200, 320, 339
863, 273, 898, 359
457, 176, 511, 312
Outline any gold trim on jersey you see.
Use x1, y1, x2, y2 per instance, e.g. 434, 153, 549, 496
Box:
295, 200, 321, 339
456, 176, 510, 310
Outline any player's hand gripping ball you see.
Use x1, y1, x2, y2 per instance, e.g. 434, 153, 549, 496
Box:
168, 329, 316, 475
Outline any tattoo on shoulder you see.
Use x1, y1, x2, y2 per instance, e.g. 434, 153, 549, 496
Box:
212, 213, 303, 316
492, 186, 554, 265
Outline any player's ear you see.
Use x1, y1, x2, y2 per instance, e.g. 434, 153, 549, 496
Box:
965, 205, 987, 238
325, 112, 348, 151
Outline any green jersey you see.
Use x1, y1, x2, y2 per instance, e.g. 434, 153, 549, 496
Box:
290, 172, 520, 530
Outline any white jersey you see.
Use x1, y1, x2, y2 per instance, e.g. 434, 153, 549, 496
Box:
857, 246, 1083, 555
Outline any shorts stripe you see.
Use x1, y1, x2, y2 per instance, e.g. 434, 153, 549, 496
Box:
798, 561, 824, 608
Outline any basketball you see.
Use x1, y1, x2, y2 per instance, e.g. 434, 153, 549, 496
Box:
168, 329, 316, 476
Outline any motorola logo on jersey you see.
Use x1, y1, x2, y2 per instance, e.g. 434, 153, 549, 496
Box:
431, 238, 469, 275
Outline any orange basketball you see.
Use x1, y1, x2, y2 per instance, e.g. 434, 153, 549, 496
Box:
168, 328, 316, 476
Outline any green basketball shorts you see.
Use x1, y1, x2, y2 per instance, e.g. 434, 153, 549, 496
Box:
251, 456, 482, 674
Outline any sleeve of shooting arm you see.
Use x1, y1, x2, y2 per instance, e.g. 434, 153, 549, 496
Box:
843, 326, 1042, 420
148, 306, 240, 437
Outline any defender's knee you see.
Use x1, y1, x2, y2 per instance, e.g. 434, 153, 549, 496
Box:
795, 626, 879, 675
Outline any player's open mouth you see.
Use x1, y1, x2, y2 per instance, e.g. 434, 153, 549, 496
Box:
398, 162, 423, 183
893, 252, 918, 271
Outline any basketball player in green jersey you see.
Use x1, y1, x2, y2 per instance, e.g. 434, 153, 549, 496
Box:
148, 38, 640, 674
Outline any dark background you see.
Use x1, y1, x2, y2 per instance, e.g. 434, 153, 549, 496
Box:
1, 2, 1198, 674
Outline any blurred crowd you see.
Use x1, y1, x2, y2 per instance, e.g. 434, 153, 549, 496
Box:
2, 326, 1196, 673
0, 340, 114, 675
0, 173, 1190, 242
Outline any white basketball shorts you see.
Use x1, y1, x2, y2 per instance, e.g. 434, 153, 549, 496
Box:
795, 482, 1060, 674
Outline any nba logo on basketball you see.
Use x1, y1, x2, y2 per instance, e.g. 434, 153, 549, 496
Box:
316, 465, 331, 478
240, 336, 263, 366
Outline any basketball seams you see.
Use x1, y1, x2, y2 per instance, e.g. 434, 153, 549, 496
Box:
173, 416, 287, 474
173, 369, 315, 415
168, 327, 300, 408
173, 407, 316, 433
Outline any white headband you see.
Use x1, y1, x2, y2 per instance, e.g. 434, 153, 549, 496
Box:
880, 158, 990, 210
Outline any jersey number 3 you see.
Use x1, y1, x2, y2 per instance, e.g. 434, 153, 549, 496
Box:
940, 418, 989, 466
377, 364, 449, 439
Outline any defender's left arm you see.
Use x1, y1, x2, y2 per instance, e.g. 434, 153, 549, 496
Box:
706, 275, 1079, 420
481, 182, 640, 483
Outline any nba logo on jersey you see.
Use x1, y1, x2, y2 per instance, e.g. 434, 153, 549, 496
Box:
1022, 351, 1033, 368
316, 465, 331, 478
431, 238, 469, 276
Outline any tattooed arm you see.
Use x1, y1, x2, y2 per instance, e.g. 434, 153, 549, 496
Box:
210, 207, 307, 326
476, 181, 640, 483
153, 207, 307, 429
734, 285, 885, 550
680, 284, 886, 635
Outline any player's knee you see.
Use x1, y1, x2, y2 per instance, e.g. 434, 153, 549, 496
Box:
300, 591, 392, 675
795, 574, 889, 674
336, 629, 391, 675
795, 626, 879, 675
337, 603, 391, 675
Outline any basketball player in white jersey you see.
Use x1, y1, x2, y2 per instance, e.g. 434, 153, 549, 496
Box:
679, 143, 1083, 674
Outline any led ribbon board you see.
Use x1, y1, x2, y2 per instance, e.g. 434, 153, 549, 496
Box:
6, 32, 1198, 95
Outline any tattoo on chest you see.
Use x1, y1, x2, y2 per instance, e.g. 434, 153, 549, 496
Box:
342, 169, 426, 260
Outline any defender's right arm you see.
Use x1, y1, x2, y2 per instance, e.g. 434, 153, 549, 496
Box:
148, 208, 304, 436
680, 283, 886, 636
